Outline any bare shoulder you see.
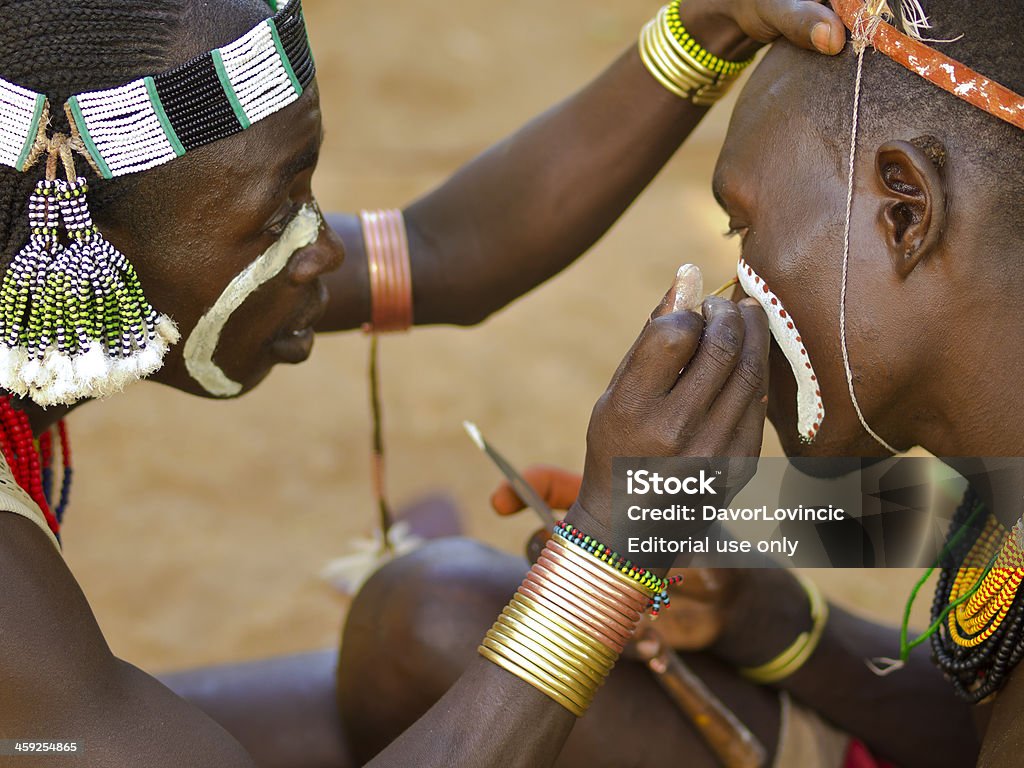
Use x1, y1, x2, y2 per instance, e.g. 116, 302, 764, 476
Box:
978, 663, 1024, 767
0, 514, 255, 767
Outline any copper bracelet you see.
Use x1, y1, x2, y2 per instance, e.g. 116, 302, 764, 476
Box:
360, 209, 413, 332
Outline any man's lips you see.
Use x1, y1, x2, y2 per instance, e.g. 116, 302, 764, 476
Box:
269, 281, 328, 363
284, 280, 329, 336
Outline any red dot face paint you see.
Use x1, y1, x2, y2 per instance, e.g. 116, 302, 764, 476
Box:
736, 258, 824, 444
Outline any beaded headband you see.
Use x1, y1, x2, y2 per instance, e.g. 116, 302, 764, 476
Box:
0, 0, 315, 406
2, 0, 314, 179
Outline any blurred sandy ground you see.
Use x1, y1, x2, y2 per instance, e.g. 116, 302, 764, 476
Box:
62, 0, 932, 672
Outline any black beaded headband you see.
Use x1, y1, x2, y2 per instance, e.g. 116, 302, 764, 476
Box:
0, 0, 314, 179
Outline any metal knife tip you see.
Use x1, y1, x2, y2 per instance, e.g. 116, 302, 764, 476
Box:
462, 421, 485, 451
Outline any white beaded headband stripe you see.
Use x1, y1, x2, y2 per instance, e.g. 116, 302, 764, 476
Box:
0, 79, 46, 172
0, 0, 313, 180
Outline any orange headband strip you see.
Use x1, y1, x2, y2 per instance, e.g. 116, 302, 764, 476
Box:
832, 0, 1024, 132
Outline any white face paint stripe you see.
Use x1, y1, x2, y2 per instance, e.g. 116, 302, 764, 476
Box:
736, 257, 824, 443
183, 204, 322, 397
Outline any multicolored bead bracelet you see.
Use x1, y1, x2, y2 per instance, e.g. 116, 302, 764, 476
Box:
553, 520, 682, 618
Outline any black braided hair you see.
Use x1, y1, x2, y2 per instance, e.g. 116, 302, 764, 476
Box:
0, 1, 191, 267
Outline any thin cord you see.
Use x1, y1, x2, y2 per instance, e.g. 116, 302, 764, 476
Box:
840, 22, 899, 455
369, 334, 394, 553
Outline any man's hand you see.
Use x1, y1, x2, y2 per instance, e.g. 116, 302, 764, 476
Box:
490, 466, 582, 517
680, 0, 847, 59
570, 275, 771, 544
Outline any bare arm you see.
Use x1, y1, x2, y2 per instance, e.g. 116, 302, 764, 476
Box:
0, 514, 569, 768
317, 0, 844, 331
319, 44, 701, 331
711, 570, 980, 768
0, 514, 255, 767
366, 659, 574, 768
976, 662, 1024, 767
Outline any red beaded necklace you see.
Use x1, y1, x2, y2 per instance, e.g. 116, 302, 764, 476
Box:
0, 395, 71, 540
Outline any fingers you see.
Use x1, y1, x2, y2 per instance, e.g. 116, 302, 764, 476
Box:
611, 311, 705, 409
769, 0, 846, 54
672, 296, 745, 413
491, 465, 583, 516
610, 266, 704, 389
730, 384, 770, 456
491, 482, 527, 516
740, 0, 845, 53
706, 298, 770, 430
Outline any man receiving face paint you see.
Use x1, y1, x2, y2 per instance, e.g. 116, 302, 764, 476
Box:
0, 1, 856, 767
338, 2, 1024, 767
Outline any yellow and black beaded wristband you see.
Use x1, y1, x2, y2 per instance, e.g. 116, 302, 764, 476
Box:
639, 1, 755, 105
665, 0, 755, 79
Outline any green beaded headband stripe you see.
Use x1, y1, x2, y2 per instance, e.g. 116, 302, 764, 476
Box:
67, 0, 313, 179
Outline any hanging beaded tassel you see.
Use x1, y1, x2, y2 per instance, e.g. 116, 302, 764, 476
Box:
0, 179, 64, 398
0, 129, 178, 406
56, 176, 178, 400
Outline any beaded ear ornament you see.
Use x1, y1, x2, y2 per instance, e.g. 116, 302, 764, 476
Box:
0, 0, 314, 406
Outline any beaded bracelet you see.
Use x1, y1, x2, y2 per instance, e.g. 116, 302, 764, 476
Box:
739, 574, 828, 684
360, 209, 413, 333
553, 520, 682, 617
664, 0, 752, 78
638, 1, 754, 106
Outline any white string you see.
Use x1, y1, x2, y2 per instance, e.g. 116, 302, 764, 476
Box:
897, 0, 964, 43
865, 656, 906, 676
839, 16, 899, 455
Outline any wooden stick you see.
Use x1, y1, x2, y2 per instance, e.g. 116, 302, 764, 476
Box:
633, 627, 766, 768
709, 276, 739, 297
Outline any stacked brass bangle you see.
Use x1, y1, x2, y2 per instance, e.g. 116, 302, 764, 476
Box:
739, 574, 828, 684
638, 0, 754, 106
479, 535, 656, 716
360, 209, 413, 333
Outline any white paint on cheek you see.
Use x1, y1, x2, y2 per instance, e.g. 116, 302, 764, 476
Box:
736, 258, 824, 443
183, 205, 322, 397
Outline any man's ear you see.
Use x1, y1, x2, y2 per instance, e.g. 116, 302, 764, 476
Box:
874, 139, 947, 278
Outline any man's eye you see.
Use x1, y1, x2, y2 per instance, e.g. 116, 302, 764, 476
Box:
266, 205, 300, 238
724, 225, 749, 242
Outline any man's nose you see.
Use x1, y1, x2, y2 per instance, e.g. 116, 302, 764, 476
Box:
289, 220, 345, 284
